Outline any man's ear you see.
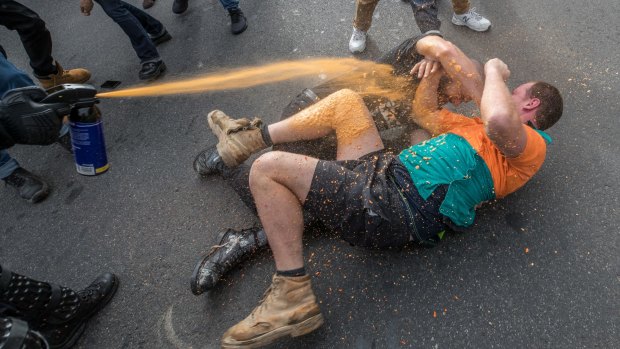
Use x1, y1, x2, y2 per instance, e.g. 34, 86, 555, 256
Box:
524, 97, 541, 111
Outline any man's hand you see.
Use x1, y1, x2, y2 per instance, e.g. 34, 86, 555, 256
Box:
0, 87, 71, 149
411, 58, 442, 79
80, 0, 94, 15
484, 58, 510, 81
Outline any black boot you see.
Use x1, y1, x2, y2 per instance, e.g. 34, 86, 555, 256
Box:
149, 28, 172, 46
190, 227, 268, 295
193, 145, 230, 177
172, 0, 188, 14
0, 317, 49, 349
228, 8, 247, 35
3, 168, 49, 203
139, 60, 166, 81
0, 265, 119, 349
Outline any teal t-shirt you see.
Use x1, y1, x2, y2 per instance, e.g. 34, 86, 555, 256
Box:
398, 133, 495, 227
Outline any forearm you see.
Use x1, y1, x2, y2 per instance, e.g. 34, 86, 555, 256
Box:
481, 64, 526, 157
412, 73, 442, 135
416, 36, 483, 104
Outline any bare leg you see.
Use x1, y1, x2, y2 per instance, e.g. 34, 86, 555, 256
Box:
251, 89, 386, 270
249, 152, 318, 270
268, 89, 384, 160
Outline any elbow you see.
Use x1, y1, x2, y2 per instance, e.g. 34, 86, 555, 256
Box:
435, 41, 457, 61
484, 113, 514, 137
417, 36, 456, 60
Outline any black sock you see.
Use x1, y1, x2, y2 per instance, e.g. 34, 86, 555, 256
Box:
260, 123, 273, 147
276, 267, 307, 277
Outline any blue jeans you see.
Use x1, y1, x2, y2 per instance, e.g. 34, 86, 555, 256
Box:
0, 46, 68, 179
219, 0, 240, 11
94, 0, 164, 63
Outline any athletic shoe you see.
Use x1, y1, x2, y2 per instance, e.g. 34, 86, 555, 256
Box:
349, 27, 367, 53
451, 8, 491, 32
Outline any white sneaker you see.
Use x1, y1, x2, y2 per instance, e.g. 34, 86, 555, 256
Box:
451, 7, 491, 32
348, 28, 367, 53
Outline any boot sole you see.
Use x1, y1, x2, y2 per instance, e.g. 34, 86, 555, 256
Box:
221, 313, 324, 348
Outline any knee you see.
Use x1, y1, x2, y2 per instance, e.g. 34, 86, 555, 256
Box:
249, 151, 283, 189
334, 88, 361, 101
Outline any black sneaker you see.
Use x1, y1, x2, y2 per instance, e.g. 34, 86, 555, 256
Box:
139, 60, 166, 81
193, 145, 229, 176
172, 0, 188, 14
3, 167, 49, 203
40, 273, 119, 349
190, 227, 266, 295
228, 8, 248, 35
57, 133, 73, 153
150, 29, 172, 46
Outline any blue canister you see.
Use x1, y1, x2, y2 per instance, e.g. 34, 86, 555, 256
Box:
69, 105, 109, 176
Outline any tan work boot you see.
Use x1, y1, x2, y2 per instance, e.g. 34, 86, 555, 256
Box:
207, 110, 268, 168
221, 274, 324, 348
36, 62, 91, 89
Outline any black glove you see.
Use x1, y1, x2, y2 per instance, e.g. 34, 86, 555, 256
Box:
0, 86, 71, 150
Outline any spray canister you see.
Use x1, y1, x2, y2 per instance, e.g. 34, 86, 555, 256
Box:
69, 104, 109, 176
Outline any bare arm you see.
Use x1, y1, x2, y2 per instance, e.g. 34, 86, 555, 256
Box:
481, 59, 527, 158
415, 36, 484, 106
411, 64, 444, 136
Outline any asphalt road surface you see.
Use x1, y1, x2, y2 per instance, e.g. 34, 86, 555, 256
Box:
1, 0, 618, 348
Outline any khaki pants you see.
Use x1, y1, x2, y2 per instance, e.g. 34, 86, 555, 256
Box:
353, 0, 471, 31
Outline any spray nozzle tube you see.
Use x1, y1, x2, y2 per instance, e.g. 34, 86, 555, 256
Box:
40, 84, 99, 108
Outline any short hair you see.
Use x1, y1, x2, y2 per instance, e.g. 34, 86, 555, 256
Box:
529, 82, 563, 130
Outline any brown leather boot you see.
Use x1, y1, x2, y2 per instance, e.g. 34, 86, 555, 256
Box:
207, 110, 268, 168
221, 274, 324, 348
36, 62, 91, 89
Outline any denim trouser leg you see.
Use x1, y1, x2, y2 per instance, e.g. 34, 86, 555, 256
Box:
94, 0, 161, 63
0, 150, 19, 179
410, 0, 441, 33
0, 50, 35, 95
218, 0, 240, 11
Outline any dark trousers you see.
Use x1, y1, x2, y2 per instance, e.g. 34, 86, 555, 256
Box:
93, 0, 163, 63
0, 0, 56, 76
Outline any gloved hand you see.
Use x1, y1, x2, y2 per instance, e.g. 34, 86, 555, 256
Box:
0, 86, 71, 149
